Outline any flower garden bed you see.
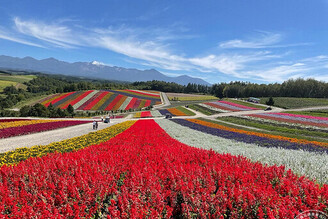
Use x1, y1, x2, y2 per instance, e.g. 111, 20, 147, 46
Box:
0, 120, 327, 218
0, 120, 91, 139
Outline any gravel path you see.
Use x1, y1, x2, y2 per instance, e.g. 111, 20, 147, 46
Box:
0, 120, 122, 153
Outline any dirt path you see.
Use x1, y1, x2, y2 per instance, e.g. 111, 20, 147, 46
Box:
0, 120, 122, 153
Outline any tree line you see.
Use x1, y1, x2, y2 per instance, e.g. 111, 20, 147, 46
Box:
211, 78, 328, 98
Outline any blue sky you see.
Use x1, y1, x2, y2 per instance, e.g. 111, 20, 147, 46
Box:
1, 0, 328, 84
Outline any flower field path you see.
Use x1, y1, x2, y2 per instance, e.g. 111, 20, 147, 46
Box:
0, 120, 122, 153
153, 92, 171, 109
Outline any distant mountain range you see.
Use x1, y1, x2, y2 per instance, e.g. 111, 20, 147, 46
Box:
0, 55, 211, 86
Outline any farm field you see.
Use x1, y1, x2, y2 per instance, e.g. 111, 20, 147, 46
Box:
260, 97, 328, 109
39, 89, 162, 111
0, 73, 36, 92
0, 119, 327, 217
166, 92, 218, 101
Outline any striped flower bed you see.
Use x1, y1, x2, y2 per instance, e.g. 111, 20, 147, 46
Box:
0, 120, 90, 139
91, 92, 113, 111
171, 119, 328, 154
105, 94, 123, 111
167, 108, 187, 116
249, 112, 328, 128
204, 100, 260, 112
0, 119, 61, 129
112, 96, 127, 111
83, 91, 109, 110
62, 90, 94, 109
40, 90, 162, 111
159, 107, 194, 117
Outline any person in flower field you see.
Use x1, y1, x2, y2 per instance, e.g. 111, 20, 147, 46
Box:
93, 120, 96, 130
95, 121, 98, 130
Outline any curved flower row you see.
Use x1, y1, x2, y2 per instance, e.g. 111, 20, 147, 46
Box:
0, 120, 90, 139
172, 119, 328, 154
275, 112, 328, 121
250, 113, 328, 128
0, 120, 326, 218
199, 103, 228, 113
156, 119, 328, 184
242, 115, 328, 132
0, 119, 31, 123
0, 120, 135, 167
0, 119, 61, 129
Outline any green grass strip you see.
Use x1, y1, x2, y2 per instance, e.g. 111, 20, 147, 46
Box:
0, 120, 136, 167
176, 106, 196, 116
188, 104, 217, 115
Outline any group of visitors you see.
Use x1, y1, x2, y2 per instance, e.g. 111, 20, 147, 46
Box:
92, 120, 98, 130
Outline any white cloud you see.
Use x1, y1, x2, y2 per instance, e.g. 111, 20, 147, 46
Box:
1, 17, 328, 83
0, 29, 44, 48
219, 32, 311, 49
14, 17, 80, 48
220, 32, 282, 49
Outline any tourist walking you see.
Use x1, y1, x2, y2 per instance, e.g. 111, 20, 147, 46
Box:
95, 121, 98, 130
93, 120, 96, 130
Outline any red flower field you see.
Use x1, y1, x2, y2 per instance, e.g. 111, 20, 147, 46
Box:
0, 120, 327, 218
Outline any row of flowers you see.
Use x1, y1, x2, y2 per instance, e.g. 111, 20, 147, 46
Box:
0, 120, 90, 139
203, 100, 260, 112
120, 89, 161, 99
0, 119, 61, 129
242, 115, 328, 132
158, 107, 194, 117
249, 113, 328, 128
156, 119, 328, 185
171, 119, 328, 154
0, 121, 135, 167
0, 120, 326, 218
198, 103, 229, 113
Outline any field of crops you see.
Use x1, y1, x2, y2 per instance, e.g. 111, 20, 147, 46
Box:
0, 119, 90, 138
166, 92, 217, 101
0, 119, 327, 218
39, 89, 162, 111
0, 74, 36, 92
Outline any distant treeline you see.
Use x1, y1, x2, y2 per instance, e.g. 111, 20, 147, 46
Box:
211, 78, 328, 98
